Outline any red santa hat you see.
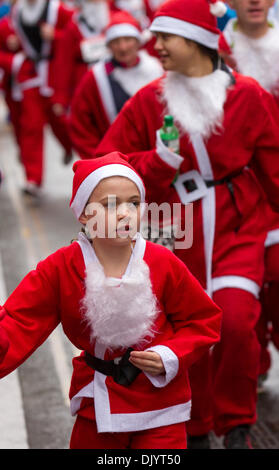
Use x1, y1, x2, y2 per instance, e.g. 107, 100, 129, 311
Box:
70, 153, 146, 219
150, 0, 227, 50
105, 10, 142, 44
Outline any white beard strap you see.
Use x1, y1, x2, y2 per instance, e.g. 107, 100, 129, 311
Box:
82, 257, 159, 351
162, 69, 231, 141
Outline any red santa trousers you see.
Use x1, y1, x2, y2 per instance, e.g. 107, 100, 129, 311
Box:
256, 243, 279, 375
19, 87, 72, 186
187, 287, 261, 437
70, 416, 187, 449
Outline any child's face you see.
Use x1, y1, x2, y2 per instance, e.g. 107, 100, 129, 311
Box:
80, 176, 142, 245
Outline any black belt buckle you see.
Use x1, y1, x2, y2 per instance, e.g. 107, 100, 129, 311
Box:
113, 348, 141, 386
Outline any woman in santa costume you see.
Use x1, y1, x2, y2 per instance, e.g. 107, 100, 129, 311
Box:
96, 0, 279, 448
53, 0, 114, 112
218, 0, 279, 391
68, 10, 163, 159
0, 152, 221, 449
10, 0, 74, 196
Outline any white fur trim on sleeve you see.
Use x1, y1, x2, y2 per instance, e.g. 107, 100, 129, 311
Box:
156, 130, 183, 169
143, 345, 179, 388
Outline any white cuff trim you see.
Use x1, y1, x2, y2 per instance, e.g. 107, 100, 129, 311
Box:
156, 130, 183, 170
212, 275, 260, 299
143, 345, 179, 388
265, 228, 279, 248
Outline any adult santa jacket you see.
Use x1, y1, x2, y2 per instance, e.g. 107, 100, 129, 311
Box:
12, 0, 74, 98
96, 71, 279, 298
69, 51, 163, 159
0, 233, 221, 433
219, 19, 279, 252
53, 8, 114, 109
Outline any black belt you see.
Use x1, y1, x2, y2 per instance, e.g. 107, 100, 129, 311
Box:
85, 348, 141, 386
182, 170, 242, 193
181, 170, 243, 232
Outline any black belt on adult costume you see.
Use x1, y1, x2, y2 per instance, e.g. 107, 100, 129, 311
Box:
183, 169, 243, 196
84, 348, 141, 386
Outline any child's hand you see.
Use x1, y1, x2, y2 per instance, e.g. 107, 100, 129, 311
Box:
129, 350, 165, 376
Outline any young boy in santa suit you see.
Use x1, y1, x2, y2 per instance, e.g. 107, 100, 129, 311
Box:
68, 10, 163, 159
53, 0, 114, 113
219, 0, 279, 391
0, 152, 221, 449
96, 0, 279, 448
11, 0, 75, 197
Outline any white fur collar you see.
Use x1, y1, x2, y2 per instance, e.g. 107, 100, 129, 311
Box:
162, 69, 231, 141
111, 50, 163, 97
230, 27, 279, 95
18, 0, 47, 25
82, 255, 159, 351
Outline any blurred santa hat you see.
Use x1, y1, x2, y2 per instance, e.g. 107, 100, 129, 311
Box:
150, 0, 227, 50
105, 10, 142, 44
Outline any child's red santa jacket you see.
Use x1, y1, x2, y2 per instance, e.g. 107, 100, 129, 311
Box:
0, 234, 221, 433
12, 0, 74, 98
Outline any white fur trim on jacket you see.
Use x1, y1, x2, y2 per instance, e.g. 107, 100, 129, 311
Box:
156, 129, 183, 169
144, 344, 179, 388
212, 275, 261, 298
111, 50, 163, 97
265, 228, 279, 247
82, 256, 159, 350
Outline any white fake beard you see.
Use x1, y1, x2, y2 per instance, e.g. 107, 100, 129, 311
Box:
116, 0, 144, 18
232, 28, 279, 95
82, 257, 159, 351
162, 69, 231, 141
18, 0, 47, 25
112, 50, 163, 97
82, 2, 110, 31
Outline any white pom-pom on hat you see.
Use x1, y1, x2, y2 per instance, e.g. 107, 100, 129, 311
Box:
209, 0, 227, 17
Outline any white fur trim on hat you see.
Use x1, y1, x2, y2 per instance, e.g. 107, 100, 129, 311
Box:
209, 1, 227, 18
106, 23, 141, 44
150, 16, 219, 49
71, 164, 146, 219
